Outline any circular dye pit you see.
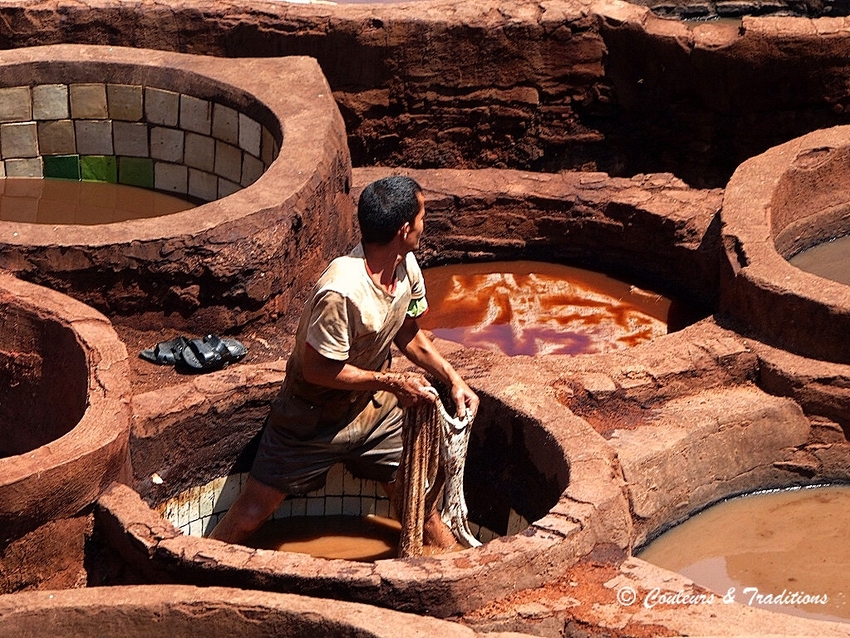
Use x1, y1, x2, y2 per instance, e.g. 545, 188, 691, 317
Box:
0, 271, 130, 544
150, 391, 560, 555
419, 260, 670, 356
0, 44, 353, 332
638, 485, 850, 624
721, 125, 850, 364
99, 385, 582, 615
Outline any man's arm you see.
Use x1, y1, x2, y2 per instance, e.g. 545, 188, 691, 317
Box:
302, 344, 436, 408
393, 316, 479, 418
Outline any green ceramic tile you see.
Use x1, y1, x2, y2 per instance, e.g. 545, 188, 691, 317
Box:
42, 154, 80, 180
80, 155, 117, 183
118, 156, 154, 188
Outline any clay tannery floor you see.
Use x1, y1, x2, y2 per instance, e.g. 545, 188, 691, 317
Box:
5, 1, 850, 637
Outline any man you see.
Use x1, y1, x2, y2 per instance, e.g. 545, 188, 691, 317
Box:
210, 176, 479, 550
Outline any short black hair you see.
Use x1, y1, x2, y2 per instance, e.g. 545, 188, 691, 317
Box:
357, 176, 423, 245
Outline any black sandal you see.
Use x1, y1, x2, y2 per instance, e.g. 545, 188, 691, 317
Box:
180, 334, 248, 372
139, 336, 189, 366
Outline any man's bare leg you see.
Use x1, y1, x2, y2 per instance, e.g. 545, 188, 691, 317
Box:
208, 476, 286, 545
381, 481, 457, 550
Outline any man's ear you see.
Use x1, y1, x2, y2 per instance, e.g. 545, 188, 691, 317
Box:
399, 221, 411, 239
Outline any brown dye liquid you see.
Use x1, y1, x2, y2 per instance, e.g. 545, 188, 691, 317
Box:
0, 178, 194, 225
637, 486, 850, 623
418, 261, 671, 356
789, 235, 850, 287
246, 515, 402, 561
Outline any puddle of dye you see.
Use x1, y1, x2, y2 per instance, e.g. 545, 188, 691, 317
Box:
418, 260, 670, 356
789, 235, 850, 286
637, 486, 850, 623
246, 515, 402, 561
0, 178, 194, 225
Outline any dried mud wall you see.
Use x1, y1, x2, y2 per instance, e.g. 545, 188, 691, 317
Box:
0, 1, 849, 188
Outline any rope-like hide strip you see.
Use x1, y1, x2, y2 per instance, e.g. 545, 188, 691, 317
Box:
399, 388, 479, 558
399, 396, 439, 558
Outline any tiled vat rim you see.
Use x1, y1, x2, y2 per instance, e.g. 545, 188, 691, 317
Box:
157, 464, 529, 543
0, 82, 280, 202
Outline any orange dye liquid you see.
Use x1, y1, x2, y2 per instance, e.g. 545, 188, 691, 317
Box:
419, 261, 671, 356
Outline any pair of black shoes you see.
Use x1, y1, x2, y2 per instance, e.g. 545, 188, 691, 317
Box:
139, 334, 248, 372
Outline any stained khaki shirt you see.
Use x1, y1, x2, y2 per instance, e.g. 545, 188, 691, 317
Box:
275, 244, 427, 420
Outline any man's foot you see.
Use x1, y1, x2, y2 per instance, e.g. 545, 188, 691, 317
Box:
423, 511, 458, 550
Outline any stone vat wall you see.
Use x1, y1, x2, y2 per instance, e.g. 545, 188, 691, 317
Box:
1, 1, 850, 187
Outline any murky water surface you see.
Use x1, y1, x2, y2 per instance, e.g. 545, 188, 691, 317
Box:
246, 515, 402, 561
638, 485, 850, 623
789, 235, 850, 286
0, 178, 194, 225
419, 261, 670, 356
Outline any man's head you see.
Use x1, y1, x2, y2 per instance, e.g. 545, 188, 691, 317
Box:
358, 176, 424, 246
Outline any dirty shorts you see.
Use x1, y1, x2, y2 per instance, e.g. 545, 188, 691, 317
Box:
249, 389, 403, 495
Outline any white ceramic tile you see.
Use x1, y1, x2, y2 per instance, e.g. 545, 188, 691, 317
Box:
4, 157, 42, 177
150, 127, 184, 162
342, 470, 360, 496
113, 121, 149, 157
212, 103, 238, 145
306, 498, 325, 517
289, 498, 307, 517
188, 519, 202, 537
238, 113, 261, 156
189, 486, 202, 523
207, 476, 226, 496
37, 120, 75, 155
273, 498, 293, 520
199, 488, 215, 518
241, 153, 264, 187
261, 127, 276, 166
214, 140, 241, 182
70, 83, 108, 119
216, 475, 242, 513
325, 496, 343, 516
154, 162, 188, 194
145, 87, 179, 126
375, 499, 390, 518
74, 120, 113, 155
201, 514, 218, 537
184, 132, 215, 172
360, 498, 376, 516
107, 84, 144, 121
180, 94, 212, 135
32, 84, 68, 120
0, 86, 31, 123
1, 122, 38, 158
188, 168, 218, 202
217, 178, 240, 199
506, 509, 529, 536
343, 496, 362, 516
172, 499, 190, 527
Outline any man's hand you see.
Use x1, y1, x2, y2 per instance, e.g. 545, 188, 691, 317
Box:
374, 370, 437, 408
449, 379, 479, 421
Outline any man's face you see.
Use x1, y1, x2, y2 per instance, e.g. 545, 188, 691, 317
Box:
402, 193, 426, 252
